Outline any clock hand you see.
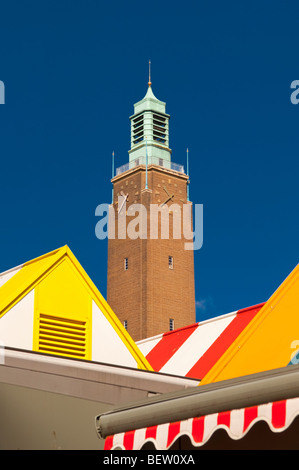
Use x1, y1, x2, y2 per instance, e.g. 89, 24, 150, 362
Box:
118, 193, 128, 213
163, 186, 170, 197
161, 194, 174, 207
161, 197, 170, 207
118, 199, 126, 213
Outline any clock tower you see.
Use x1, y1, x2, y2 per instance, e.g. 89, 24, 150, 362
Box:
107, 74, 196, 342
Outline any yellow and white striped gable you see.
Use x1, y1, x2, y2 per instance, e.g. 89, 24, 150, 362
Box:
0, 246, 152, 371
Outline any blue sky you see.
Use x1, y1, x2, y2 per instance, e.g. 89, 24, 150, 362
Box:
0, 0, 298, 322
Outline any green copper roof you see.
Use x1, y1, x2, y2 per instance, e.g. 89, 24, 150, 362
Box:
133, 85, 168, 115
128, 82, 172, 165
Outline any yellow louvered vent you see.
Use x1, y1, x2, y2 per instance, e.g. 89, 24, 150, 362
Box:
38, 313, 87, 359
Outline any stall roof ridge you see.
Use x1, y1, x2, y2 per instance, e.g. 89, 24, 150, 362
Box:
0, 245, 153, 371
138, 302, 267, 346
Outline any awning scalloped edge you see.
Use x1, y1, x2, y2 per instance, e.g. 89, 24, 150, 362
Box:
104, 396, 299, 450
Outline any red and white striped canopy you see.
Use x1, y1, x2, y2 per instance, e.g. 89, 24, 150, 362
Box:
104, 397, 299, 450
137, 303, 265, 380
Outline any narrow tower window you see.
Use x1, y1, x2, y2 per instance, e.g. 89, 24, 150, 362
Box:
169, 319, 174, 331
124, 257, 129, 271
168, 256, 174, 269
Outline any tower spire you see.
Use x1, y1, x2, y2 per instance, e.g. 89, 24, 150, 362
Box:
129, 63, 171, 166
148, 60, 152, 87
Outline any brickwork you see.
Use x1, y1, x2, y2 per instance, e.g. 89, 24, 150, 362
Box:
107, 165, 195, 341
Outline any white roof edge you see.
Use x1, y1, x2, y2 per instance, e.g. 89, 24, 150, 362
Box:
136, 310, 239, 346
136, 332, 164, 346
137, 304, 266, 346
0, 262, 24, 277
197, 309, 238, 326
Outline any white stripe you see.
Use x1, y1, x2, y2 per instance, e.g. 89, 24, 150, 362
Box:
285, 397, 299, 428
112, 432, 125, 449
137, 335, 162, 357
91, 301, 137, 367
203, 413, 218, 442
133, 427, 147, 450
229, 408, 245, 437
257, 402, 272, 422
160, 313, 237, 376
180, 417, 193, 435
155, 423, 170, 450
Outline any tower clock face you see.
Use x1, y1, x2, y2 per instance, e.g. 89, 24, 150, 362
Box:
160, 184, 186, 205
161, 185, 174, 206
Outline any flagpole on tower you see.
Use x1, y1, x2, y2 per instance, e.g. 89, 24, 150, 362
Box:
148, 60, 152, 87
112, 151, 115, 203
187, 148, 190, 202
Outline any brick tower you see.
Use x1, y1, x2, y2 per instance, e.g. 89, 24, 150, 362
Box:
107, 74, 195, 342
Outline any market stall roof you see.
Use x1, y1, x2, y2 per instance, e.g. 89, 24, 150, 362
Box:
1, 347, 198, 406
0, 245, 151, 369
137, 303, 265, 380
96, 364, 299, 450
0, 347, 199, 449
137, 263, 299, 383
200, 262, 299, 384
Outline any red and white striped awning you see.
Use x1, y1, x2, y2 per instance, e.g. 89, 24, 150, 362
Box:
104, 397, 299, 450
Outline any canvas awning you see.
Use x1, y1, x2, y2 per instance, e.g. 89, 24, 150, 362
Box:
103, 397, 299, 450
96, 364, 299, 450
